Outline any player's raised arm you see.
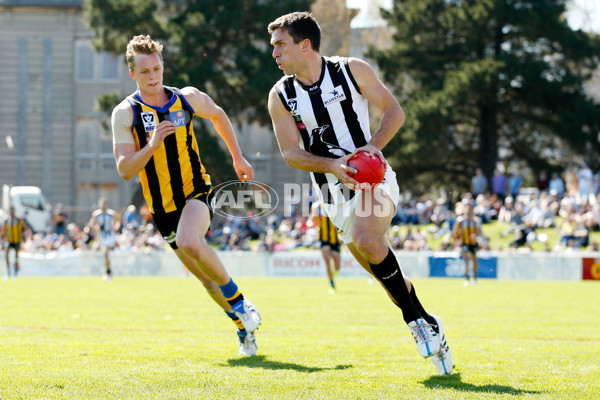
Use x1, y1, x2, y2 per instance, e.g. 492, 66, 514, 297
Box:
182, 86, 254, 182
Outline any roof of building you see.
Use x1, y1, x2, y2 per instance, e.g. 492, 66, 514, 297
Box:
0, 0, 82, 7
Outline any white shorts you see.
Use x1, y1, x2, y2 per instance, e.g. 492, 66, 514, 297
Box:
99, 233, 116, 249
322, 166, 400, 244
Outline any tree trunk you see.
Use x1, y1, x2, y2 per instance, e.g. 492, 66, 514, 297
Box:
479, 103, 498, 186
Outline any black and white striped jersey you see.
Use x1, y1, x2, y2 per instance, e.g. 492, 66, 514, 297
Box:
274, 56, 373, 204
92, 209, 115, 237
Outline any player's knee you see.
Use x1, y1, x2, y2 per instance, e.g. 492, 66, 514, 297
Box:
176, 233, 203, 256
352, 231, 382, 260
178, 234, 212, 262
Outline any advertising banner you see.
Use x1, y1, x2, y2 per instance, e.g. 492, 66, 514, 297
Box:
429, 255, 497, 278
582, 258, 600, 280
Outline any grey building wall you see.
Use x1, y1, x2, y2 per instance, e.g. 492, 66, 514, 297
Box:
0, 2, 137, 226
0, 2, 336, 227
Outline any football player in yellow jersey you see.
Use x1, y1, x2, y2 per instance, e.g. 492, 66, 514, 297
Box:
311, 202, 341, 292
112, 35, 260, 356
452, 199, 482, 285
0, 206, 24, 279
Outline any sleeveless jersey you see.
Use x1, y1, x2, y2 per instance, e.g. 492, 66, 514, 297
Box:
92, 209, 115, 236
273, 56, 379, 205
318, 213, 340, 246
127, 86, 211, 214
4, 217, 24, 244
459, 218, 478, 246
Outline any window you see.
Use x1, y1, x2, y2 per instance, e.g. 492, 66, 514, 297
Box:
75, 41, 96, 81
100, 52, 120, 81
20, 195, 44, 211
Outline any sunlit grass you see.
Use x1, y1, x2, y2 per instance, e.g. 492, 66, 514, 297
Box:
0, 277, 598, 399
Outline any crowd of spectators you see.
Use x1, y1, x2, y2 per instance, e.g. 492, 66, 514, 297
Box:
18, 205, 166, 254
6, 163, 600, 254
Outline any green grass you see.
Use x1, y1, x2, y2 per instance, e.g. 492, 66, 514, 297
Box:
0, 277, 598, 399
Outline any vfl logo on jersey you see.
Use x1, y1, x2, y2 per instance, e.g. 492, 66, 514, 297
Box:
141, 112, 157, 133
169, 110, 186, 127
287, 98, 300, 116
322, 86, 346, 107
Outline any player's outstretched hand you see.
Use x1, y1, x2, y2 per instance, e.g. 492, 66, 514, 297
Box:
233, 157, 255, 182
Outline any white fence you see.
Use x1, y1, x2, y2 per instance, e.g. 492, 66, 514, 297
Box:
2, 249, 598, 281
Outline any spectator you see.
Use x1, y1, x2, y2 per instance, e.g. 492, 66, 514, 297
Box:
557, 213, 578, 246
498, 196, 515, 223
508, 170, 523, 199
537, 169, 549, 193
53, 203, 68, 236
491, 169, 508, 202
576, 162, 593, 205
471, 168, 488, 198
549, 172, 565, 199
122, 205, 140, 234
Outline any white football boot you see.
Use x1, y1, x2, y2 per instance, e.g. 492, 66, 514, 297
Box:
237, 330, 257, 356
232, 299, 261, 333
430, 315, 454, 374
408, 318, 440, 358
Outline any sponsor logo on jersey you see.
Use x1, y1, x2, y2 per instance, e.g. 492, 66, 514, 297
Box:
322, 86, 346, 107
169, 110, 186, 127
141, 112, 157, 132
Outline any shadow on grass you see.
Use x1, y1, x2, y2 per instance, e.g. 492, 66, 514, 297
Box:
225, 355, 352, 373
422, 372, 541, 395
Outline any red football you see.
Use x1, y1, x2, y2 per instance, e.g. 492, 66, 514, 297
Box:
347, 151, 386, 189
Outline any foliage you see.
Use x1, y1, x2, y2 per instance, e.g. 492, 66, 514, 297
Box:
0, 277, 598, 399
369, 0, 600, 195
84, 0, 314, 184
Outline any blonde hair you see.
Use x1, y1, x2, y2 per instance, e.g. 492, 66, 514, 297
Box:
126, 35, 163, 70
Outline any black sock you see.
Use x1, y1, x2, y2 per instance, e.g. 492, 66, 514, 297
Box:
370, 249, 420, 324
409, 286, 436, 328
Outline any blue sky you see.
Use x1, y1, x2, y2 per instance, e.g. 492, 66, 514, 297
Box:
347, 0, 600, 33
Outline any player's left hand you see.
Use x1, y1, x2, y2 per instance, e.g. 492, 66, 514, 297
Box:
354, 143, 387, 165
233, 157, 255, 182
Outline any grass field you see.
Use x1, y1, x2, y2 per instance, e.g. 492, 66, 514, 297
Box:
0, 277, 598, 400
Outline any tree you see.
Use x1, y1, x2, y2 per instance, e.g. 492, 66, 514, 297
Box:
84, 0, 313, 184
368, 0, 600, 194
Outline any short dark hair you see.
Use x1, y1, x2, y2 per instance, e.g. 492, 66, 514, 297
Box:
267, 11, 321, 52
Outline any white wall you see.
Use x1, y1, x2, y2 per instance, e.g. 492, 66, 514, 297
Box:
1, 250, 593, 281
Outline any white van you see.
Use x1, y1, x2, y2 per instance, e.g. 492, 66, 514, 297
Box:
2, 185, 53, 233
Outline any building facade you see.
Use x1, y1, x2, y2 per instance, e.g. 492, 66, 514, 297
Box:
0, 0, 138, 226
0, 0, 387, 227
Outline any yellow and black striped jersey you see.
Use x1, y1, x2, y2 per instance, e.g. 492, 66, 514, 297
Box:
127, 86, 212, 214
315, 204, 340, 245
457, 217, 478, 246
3, 217, 24, 244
